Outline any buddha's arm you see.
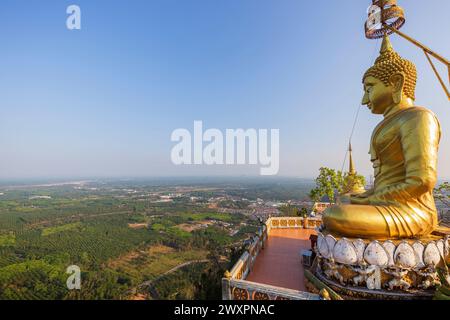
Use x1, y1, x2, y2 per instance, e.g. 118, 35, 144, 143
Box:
352, 188, 374, 198
367, 110, 441, 204
350, 189, 374, 205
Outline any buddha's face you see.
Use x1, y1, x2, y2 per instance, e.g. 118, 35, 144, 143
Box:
362, 76, 394, 115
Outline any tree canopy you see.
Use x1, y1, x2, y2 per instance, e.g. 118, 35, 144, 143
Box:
309, 167, 366, 202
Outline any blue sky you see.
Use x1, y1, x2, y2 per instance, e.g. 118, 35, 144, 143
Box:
0, 0, 449, 179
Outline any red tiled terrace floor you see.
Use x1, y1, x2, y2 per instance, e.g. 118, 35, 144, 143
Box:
246, 229, 316, 291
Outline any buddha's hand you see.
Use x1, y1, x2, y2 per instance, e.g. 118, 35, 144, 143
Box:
350, 189, 373, 204
350, 195, 370, 205
351, 189, 374, 199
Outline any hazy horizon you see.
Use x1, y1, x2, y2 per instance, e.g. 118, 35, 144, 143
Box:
1, 174, 449, 186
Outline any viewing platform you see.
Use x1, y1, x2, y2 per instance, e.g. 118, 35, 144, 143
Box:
246, 228, 316, 291
222, 217, 322, 300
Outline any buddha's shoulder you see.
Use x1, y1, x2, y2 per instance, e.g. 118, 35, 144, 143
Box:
398, 106, 439, 122
375, 107, 440, 139
400, 106, 436, 117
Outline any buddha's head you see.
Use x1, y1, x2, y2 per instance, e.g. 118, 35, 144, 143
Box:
362, 36, 417, 115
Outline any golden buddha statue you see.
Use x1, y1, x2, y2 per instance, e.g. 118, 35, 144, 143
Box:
323, 36, 442, 240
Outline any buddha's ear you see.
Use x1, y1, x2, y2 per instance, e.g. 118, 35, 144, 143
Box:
389, 72, 405, 104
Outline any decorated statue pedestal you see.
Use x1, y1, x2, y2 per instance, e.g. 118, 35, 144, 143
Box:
312, 231, 450, 299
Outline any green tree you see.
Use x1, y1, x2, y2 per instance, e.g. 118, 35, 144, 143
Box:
435, 182, 450, 208
309, 167, 366, 202
434, 182, 449, 225
193, 241, 226, 300
309, 167, 344, 202
297, 207, 308, 218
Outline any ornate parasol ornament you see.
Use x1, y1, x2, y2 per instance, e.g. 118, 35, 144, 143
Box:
365, 0, 405, 39
364, 0, 450, 100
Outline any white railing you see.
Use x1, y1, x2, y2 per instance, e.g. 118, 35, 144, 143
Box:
267, 216, 322, 230
224, 279, 320, 300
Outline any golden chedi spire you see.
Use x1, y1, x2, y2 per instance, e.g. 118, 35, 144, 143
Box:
342, 143, 365, 195
364, 36, 417, 100
348, 142, 355, 175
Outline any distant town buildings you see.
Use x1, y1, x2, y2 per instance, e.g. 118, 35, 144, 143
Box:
29, 195, 52, 200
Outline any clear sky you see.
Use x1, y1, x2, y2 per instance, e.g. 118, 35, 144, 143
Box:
1, 0, 449, 179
